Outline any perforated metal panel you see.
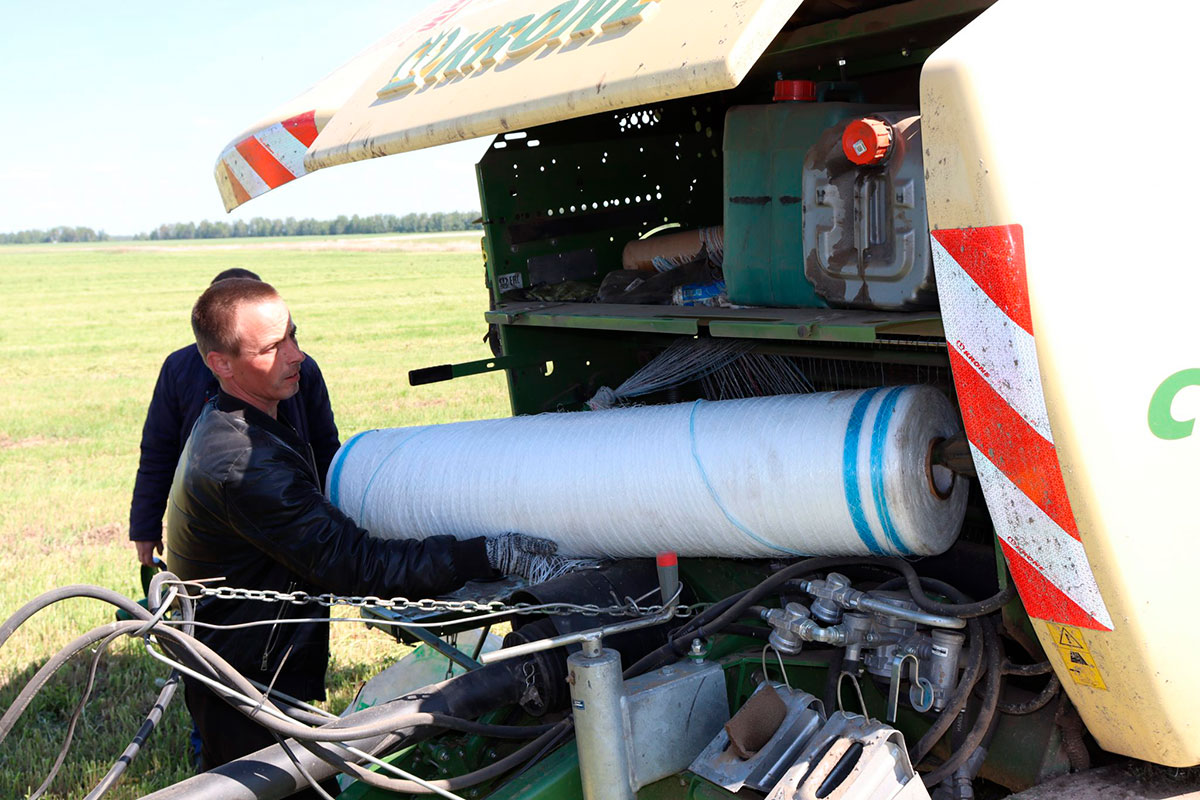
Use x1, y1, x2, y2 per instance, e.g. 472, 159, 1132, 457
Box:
478, 96, 727, 299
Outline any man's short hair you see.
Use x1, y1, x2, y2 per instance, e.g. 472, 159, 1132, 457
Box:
211, 268, 261, 284
192, 278, 280, 357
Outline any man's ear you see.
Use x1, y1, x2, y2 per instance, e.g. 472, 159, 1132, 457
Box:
205, 349, 234, 380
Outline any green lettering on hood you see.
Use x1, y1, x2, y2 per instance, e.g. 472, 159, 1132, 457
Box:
1148, 368, 1200, 440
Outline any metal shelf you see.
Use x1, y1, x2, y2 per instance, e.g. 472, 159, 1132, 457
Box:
486, 302, 944, 346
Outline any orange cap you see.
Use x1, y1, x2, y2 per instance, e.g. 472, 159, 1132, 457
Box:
842, 117, 893, 165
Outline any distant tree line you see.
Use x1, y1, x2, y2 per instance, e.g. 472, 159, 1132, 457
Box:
0, 226, 109, 244
137, 212, 481, 241
0, 212, 482, 245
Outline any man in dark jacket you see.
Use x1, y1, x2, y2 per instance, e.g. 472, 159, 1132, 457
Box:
129, 268, 341, 567
166, 277, 519, 770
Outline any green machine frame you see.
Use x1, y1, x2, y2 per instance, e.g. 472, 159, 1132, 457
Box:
369, 2, 1073, 798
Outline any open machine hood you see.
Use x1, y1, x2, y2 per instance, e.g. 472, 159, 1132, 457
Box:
214, 0, 804, 211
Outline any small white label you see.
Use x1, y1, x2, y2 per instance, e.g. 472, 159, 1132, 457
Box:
572, 699, 585, 710
852, 139, 867, 156
931, 644, 950, 658
496, 272, 524, 292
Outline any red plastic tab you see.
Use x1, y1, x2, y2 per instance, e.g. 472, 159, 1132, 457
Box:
774, 80, 816, 102
656, 551, 678, 567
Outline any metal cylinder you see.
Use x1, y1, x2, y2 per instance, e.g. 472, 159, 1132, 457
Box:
568, 646, 635, 800
928, 629, 966, 711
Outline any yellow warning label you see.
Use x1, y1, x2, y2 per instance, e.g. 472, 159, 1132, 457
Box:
1046, 623, 1108, 691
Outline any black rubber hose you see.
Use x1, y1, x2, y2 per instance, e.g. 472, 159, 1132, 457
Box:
625, 556, 884, 678
298, 719, 574, 795
2, 581, 562, 796
909, 576, 988, 766
0, 584, 152, 649
0, 577, 193, 799
29, 627, 127, 800
719, 622, 772, 641
875, 561, 1017, 618
1055, 701, 1091, 772
84, 674, 180, 800
921, 616, 1003, 788
822, 647, 847, 715
1001, 659, 1053, 677
0, 621, 135, 742
998, 674, 1061, 716
5, 615, 529, 747
500, 715, 577, 785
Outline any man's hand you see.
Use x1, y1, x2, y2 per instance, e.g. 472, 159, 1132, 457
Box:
484, 533, 599, 583
135, 539, 164, 567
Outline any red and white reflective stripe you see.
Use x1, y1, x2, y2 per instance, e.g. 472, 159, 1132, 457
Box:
932, 225, 1113, 631
216, 110, 322, 211
970, 445, 1110, 628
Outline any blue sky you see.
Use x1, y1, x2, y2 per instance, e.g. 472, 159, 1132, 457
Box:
0, 1, 488, 235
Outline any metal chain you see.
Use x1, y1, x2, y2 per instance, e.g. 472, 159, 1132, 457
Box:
180, 584, 701, 618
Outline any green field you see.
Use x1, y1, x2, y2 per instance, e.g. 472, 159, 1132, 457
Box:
0, 238, 509, 798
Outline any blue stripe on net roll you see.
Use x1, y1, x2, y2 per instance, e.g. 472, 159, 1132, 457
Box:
325, 387, 967, 559
842, 387, 886, 555
870, 387, 912, 556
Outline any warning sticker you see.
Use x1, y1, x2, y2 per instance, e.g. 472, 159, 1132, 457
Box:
1046, 622, 1108, 691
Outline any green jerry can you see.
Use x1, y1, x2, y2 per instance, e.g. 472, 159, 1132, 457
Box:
723, 80, 935, 310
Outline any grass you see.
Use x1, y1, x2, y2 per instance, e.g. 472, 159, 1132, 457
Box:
0, 239, 509, 798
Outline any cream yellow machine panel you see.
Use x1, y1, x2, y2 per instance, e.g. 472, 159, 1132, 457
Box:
215, 0, 805, 212
922, 0, 1200, 766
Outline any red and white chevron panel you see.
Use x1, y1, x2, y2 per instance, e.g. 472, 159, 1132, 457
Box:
932, 225, 1113, 631
215, 110, 323, 212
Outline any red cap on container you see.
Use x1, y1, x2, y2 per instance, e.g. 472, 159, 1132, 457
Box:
774, 79, 816, 102
842, 117, 893, 165
657, 551, 678, 567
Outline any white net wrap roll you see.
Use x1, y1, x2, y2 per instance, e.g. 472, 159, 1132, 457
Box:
326, 386, 967, 558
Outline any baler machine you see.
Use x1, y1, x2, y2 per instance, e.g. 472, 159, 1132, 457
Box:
180, 0, 1200, 797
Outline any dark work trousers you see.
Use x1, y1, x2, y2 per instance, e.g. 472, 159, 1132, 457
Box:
183, 679, 338, 799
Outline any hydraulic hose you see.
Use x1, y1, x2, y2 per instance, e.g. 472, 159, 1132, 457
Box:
625, 556, 883, 678
0, 584, 153, 649
909, 577, 989, 766
1, 621, 142, 742
6, 612, 543, 751
868, 560, 1017, 618
297, 719, 574, 795
998, 674, 1060, 716
1001, 659, 1053, 677
628, 555, 1012, 680
920, 616, 1003, 788
84, 674, 180, 800
0, 578, 196, 800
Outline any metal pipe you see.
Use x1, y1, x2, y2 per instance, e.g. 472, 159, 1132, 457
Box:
479, 585, 680, 665
796, 578, 965, 630
851, 594, 964, 629
569, 643, 636, 800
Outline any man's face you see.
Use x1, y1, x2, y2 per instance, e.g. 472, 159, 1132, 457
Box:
213, 296, 305, 415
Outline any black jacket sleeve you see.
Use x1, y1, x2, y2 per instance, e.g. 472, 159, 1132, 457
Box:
298, 357, 341, 488
129, 356, 186, 541
223, 441, 491, 599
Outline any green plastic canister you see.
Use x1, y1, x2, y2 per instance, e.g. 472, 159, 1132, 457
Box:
722, 83, 890, 308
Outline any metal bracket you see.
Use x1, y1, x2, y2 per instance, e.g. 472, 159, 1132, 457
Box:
888, 653, 933, 722
409, 353, 548, 386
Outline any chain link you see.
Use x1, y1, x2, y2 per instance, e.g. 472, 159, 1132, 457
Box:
176, 583, 700, 619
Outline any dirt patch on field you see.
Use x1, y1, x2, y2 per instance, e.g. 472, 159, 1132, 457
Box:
80, 523, 123, 546
0, 434, 66, 450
